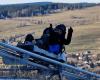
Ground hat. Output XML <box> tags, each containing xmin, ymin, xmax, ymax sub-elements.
<box><xmin>55</xmin><ymin>24</ymin><xmax>66</xmax><ymax>32</ymax></box>
<box><xmin>25</xmin><ymin>34</ymin><xmax>34</xmax><ymax>42</ymax></box>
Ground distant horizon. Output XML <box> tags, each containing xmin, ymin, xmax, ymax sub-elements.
<box><xmin>0</xmin><ymin>1</ymin><xmax>99</xmax><ymax>5</ymax></box>
<box><xmin>0</xmin><ymin>0</ymin><xmax>100</xmax><ymax>5</ymax></box>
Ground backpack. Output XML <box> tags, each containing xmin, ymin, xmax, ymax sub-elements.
<box><xmin>55</xmin><ymin>24</ymin><xmax>66</xmax><ymax>34</ymax></box>
<box><xmin>48</xmin><ymin>44</ymin><xmax>61</xmax><ymax>55</ymax></box>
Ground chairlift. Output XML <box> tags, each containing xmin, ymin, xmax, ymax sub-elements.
<box><xmin>0</xmin><ymin>42</ymin><xmax>100</xmax><ymax>80</ymax></box>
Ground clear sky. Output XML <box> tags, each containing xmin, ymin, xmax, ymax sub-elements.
<box><xmin>0</xmin><ymin>0</ymin><xmax>100</xmax><ymax>5</ymax></box>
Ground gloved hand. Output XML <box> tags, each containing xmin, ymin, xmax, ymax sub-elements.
<box><xmin>68</xmin><ymin>27</ymin><xmax>73</xmax><ymax>33</ymax></box>
<box><xmin>50</xmin><ymin>23</ymin><xmax>53</xmax><ymax>28</ymax></box>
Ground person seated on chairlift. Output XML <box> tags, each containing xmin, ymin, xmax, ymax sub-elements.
<box><xmin>41</xmin><ymin>24</ymin><xmax>73</xmax><ymax>53</ymax></box>
<box><xmin>47</xmin><ymin>24</ymin><xmax>73</xmax><ymax>62</ymax></box>
<box><xmin>35</xmin><ymin>24</ymin><xmax>53</xmax><ymax>49</ymax></box>
<box><xmin>17</xmin><ymin>34</ymin><xmax>35</xmax><ymax>52</ymax></box>
<box><xmin>44</xmin><ymin>24</ymin><xmax>73</xmax><ymax>53</ymax></box>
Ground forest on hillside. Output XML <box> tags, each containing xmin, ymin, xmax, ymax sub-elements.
<box><xmin>0</xmin><ymin>2</ymin><xmax>99</xmax><ymax>18</ymax></box>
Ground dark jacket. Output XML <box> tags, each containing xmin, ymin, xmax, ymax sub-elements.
<box><xmin>49</xmin><ymin>27</ymin><xmax>73</xmax><ymax>45</ymax></box>
<box><xmin>48</xmin><ymin>26</ymin><xmax>73</xmax><ymax>53</ymax></box>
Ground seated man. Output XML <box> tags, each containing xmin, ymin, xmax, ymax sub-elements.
<box><xmin>49</xmin><ymin>24</ymin><xmax>73</xmax><ymax>49</ymax></box>
<box><xmin>35</xmin><ymin>24</ymin><xmax>53</xmax><ymax>50</ymax></box>
<box><xmin>17</xmin><ymin>34</ymin><xmax>35</xmax><ymax>52</ymax></box>
<box><xmin>48</xmin><ymin>24</ymin><xmax>73</xmax><ymax>62</ymax></box>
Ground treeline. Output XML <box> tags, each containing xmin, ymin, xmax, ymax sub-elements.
<box><xmin>0</xmin><ymin>2</ymin><xmax>98</xmax><ymax>19</ymax></box>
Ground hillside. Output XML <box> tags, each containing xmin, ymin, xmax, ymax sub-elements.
<box><xmin>0</xmin><ymin>5</ymin><xmax>100</xmax><ymax>78</ymax></box>
<box><xmin>0</xmin><ymin>2</ymin><xmax>97</xmax><ymax>18</ymax></box>
<box><xmin>0</xmin><ymin>6</ymin><xmax>100</xmax><ymax>53</ymax></box>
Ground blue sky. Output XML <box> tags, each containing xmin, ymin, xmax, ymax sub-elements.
<box><xmin>0</xmin><ymin>0</ymin><xmax>100</xmax><ymax>5</ymax></box>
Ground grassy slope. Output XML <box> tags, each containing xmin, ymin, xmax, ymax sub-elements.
<box><xmin>0</xmin><ymin>6</ymin><xmax>100</xmax><ymax>53</ymax></box>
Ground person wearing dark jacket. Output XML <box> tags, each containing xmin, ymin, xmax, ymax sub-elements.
<box><xmin>53</xmin><ymin>24</ymin><xmax>73</xmax><ymax>45</ymax></box>
<box><xmin>36</xmin><ymin>24</ymin><xmax>73</xmax><ymax>54</ymax></box>
<box><xmin>36</xmin><ymin>24</ymin><xmax>54</xmax><ymax>49</ymax></box>
<box><xmin>17</xmin><ymin>34</ymin><xmax>34</xmax><ymax>52</ymax></box>
<box><xmin>48</xmin><ymin>24</ymin><xmax>73</xmax><ymax>54</ymax></box>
